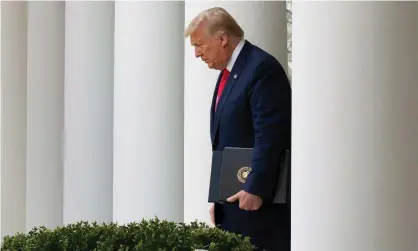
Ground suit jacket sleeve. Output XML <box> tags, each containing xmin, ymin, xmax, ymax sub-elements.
<box><xmin>243</xmin><ymin>58</ymin><xmax>291</xmax><ymax>201</ymax></box>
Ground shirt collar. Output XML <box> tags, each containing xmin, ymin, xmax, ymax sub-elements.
<box><xmin>226</xmin><ymin>39</ymin><xmax>245</xmax><ymax>72</ymax></box>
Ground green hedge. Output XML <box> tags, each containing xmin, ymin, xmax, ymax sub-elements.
<box><xmin>1</xmin><ymin>218</ymin><xmax>254</xmax><ymax>251</ymax></box>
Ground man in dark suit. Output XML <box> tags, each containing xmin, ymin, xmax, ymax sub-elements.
<box><xmin>185</xmin><ymin>7</ymin><xmax>291</xmax><ymax>251</ymax></box>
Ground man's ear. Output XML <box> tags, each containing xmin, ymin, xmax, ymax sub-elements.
<box><xmin>218</xmin><ymin>31</ymin><xmax>228</xmax><ymax>47</ymax></box>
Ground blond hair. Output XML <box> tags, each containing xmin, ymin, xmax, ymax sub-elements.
<box><xmin>184</xmin><ymin>7</ymin><xmax>244</xmax><ymax>40</ymax></box>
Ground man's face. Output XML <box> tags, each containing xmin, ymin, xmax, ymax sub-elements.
<box><xmin>190</xmin><ymin>24</ymin><xmax>227</xmax><ymax>70</ymax></box>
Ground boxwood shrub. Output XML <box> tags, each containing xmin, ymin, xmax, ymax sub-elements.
<box><xmin>1</xmin><ymin>218</ymin><xmax>254</xmax><ymax>251</ymax></box>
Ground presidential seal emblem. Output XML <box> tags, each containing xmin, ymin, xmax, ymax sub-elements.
<box><xmin>237</xmin><ymin>166</ymin><xmax>252</xmax><ymax>183</ymax></box>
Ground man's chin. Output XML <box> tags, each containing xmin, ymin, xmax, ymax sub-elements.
<box><xmin>206</xmin><ymin>63</ymin><xmax>219</xmax><ymax>70</ymax></box>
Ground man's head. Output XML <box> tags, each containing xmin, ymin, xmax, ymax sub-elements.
<box><xmin>184</xmin><ymin>7</ymin><xmax>244</xmax><ymax>70</ymax></box>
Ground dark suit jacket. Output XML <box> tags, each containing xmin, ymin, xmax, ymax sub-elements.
<box><xmin>210</xmin><ymin>40</ymin><xmax>291</xmax><ymax>234</ymax></box>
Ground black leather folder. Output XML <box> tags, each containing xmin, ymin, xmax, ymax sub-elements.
<box><xmin>218</xmin><ymin>147</ymin><xmax>253</xmax><ymax>202</ymax></box>
<box><xmin>208</xmin><ymin>147</ymin><xmax>290</xmax><ymax>204</ymax></box>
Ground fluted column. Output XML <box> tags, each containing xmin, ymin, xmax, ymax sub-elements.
<box><xmin>113</xmin><ymin>1</ymin><xmax>184</xmax><ymax>223</ymax></box>
<box><xmin>63</xmin><ymin>1</ymin><xmax>114</xmax><ymax>224</ymax></box>
<box><xmin>292</xmin><ymin>2</ymin><xmax>418</xmax><ymax>251</ymax></box>
<box><xmin>184</xmin><ymin>1</ymin><xmax>288</xmax><ymax>224</ymax></box>
<box><xmin>26</xmin><ymin>1</ymin><xmax>65</xmax><ymax>231</ymax></box>
<box><xmin>1</xmin><ymin>1</ymin><xmax>27</xmax><ymax>238</ymax></box>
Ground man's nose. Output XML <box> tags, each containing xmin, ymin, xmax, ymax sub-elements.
<box><xmin>195</xmin><ymin>48</ymin><xmax>201</xmax><ymax>58</ymax></box>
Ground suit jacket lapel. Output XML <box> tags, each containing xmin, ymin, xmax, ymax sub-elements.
<box><xmin>211</xmin><ymin>41</ymin><xmax>251</xmax><ymax>144</ymax></box>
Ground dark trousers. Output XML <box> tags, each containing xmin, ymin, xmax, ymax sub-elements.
<box><xmin>216</xmin><ymin>203</ymin><xmax>290</xmax><ymax>251</ymax></box>
<box><xmin>247</xmin><ymin>229</ymin><xmax>290</xmax><ymax>251</ymax></box>
<box><xmin>218</xmin><ymin>225</ymin><xmax>290</xmax><ymax>251</ymax></box>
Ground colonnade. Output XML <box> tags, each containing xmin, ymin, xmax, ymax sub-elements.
<box><xmin>1</xmin><ymin>0</ymin><xmax>287</xmax><ymax>237</ymax></box>
<box><xmin>2</xmin><ymin>1</ymin><xmax>418</xmax><ymax>251</ymax></box>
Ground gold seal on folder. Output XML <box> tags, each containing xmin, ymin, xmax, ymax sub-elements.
<box><xmin>237</xmin><ymin>166</ymin><xmax>252</xmax><ymax>183</ymax></box>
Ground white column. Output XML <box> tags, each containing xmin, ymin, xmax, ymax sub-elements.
<box><xmin>26</xmin><ymin>1</ymin><xmax>65</xmax><ymax>231</ymax></box>
<box><xmin>113</xmin><ymin>1</ymin><xmax>184</xmax><ymax>223</ymax></box>
<box><xmin>0</xmin><ymin>0</ymin><xmax>2</xmax><ymax>238</ymax></box>
<box><xmin>1</xmin><ymin>1</ymin><xmax>27</xmax><ymax>237</ymax></box>
<box><xmin>184</xmin><ymin>1</ymin><xmax>288</xmax><ymax>224</ymax></box>
<box><xmin>292</xmin><ymin>2</ymin><xmax>418</xmax><ymax>251</ymax></box>
<box><xmin>63</xmin><ymin>1</ymin><xmax>114</xmax><ymax>224</ymax></box>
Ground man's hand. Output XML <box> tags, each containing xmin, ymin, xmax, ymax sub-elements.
<box><xmin>227</xmin><ymin>190</ymin><xmax>262</xmax><ymax>211</ymax></box>
<box><xmin>209</xmin><ymin>203</ymin><xmax>215</xmax><ymax>225</ymax></box>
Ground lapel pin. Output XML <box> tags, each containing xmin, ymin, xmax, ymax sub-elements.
<box><xmin>234</xmin><ymin>74</ymin><xmax>238</xmax><ymax>79</ymax></box>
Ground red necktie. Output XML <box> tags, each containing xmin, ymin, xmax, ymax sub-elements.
<box><xmin>215</xmin><ymin>69</ymin><xmax>230</xmax><ymax>109</ymax></box>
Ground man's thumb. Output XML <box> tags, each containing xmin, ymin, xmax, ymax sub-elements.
<box><xmin>227</xmin><ymin>193</ymin><xmax>239</xmax><ymax>203</ymax></box>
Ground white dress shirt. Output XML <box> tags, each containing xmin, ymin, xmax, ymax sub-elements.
<box><xmin>226</xmin><ymin>39</ymin><xmax>245</xmax><ymax>72</ymax></box>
